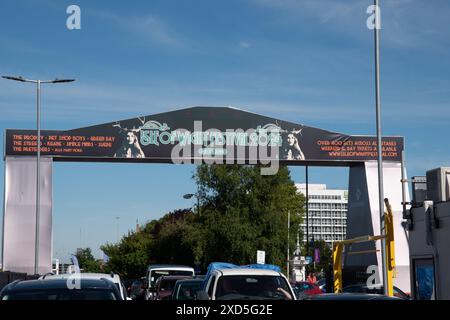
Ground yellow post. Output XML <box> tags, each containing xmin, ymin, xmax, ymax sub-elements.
<box><xmin>384</xmin><ymin>198</ymin><xmax>395</xmax><ymax>297</ymax></box>
<box><xmin>332</xmin><ymin>242</ymin><xmax>344</xmax><ymax>293</ymax></box>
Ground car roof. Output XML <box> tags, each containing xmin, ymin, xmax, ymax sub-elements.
<box><xmin>344</xmin><ymin>283</ymin><xmax>400</xmax><ymax>289</ymax></box>
<box><xmin>307</xmin><ymin>293</ymin><xmax>401</xmax><ymax>300</ymax></box>
<box><xmin>216</xmin><ymin>268</ymin><xmax>282</xmax><ymax>276</ymax></box>
<box><xmin>176</xmin><ymin>279</ymin><xmax>203</xmax><ymax>284</ymax></box>
<box><xmin>157</xmin><ymin>275</ymin><xmax>193</xmax><ymax>282</ymax></box>
<box><xmin>147</xmin><ymin>264</ymin><xmax>194</xmax><ymax>271</ymax></box>
<box><xmin>2</xmin><ymin>278</ymin><xmax>117</xmax><ymax>293</ymax></box>
<box><xmin>44</xmin><ymin>273</ymin><xmax>121</xmax><ymax>284</ymax></box>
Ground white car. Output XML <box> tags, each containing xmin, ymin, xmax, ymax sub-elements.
<box><xmin>41</xmin><ymin>273</ymin><xmax>130</xmax><ymax>300</ymax></box>
<box><xmin>145</xmin><ymin>264</ymin><xmax>195</xmax><ymax>300</ymax></box>
<box><xmin>198</xmin><ymin>267</ymin><xmax>296</xmax><ymax>300</ymax></box>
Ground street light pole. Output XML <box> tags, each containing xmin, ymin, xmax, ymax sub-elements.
<box><xmin>115</xmin><ymin>217</ymin><xmax>120</xmax><ymax>242</ymax></box>
<box><xmin>36</xmin><ymin>80</ymin><xmax>41</xmax><ymax>276</ymax></box>
<box><xmin>2</xmin><ymin>75</ymin><xmax>75</xmax><ymax>275</ymax></box>
<box><xmin>287</xmin><ymin>210</ymin><xmax>290</xmax><ymax>281</ymax></box>
<box><xmin>305</xmin><ymin>166</ymin><xmax>309</xmax><ymax>253</ymax></box>
<box><xmin>372</xmin><ymin>0</ymin><xmax>389</xmax><ymax>296</ymax></box>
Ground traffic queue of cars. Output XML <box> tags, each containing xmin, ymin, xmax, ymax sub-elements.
<box><xmin>0</xmin><ymin>263</ymin><xmax>295</xmax><ymax>301</ymax></box>
<box><xmin>141</xmin><ymin>263</ymin><xmax>296</xmax><ymax>300</ymax></box>
<box><xmin>0</xmin><ymin>263</ymin><xmax>407</xmax><ymax>300</ymax></box>
<box><xmin>0</xmin><ymin>277</ymin><xmax>122</xmax><ymax>300</ymax></box>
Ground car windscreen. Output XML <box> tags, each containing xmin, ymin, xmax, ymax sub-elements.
<box><xmin>175</xmin><ymin>282</ymin><xmax>202</xmax><ymax>300</ymax></box>
<box><xmin>159</xmin><ymin>279</ymin><xmax>179</xmax><ymax>292</ymax></box>
<box><xmin>216</xmin><ymin>275</ymin><xmax>293</xmax><ymax>300</ymax></box>
<box><xmin>150</xmin><ymin>270</ymin><xmax>193</xmax><ymax>286</ymax></box>
<box><xmin>2</xmin><ymin>289</ymin><xmax>118</xmax><ymax>300</ymax></box>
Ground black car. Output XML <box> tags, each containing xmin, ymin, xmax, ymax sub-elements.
<box><xmin>343</xmin><ymin>284</ymin><xmax>411</xmax><ymax>300</ymax></box>
<box><xmin>0</xmin><ymin>278</ymin><xmax>122</xmax><ymax>300</ymax></box>
<box><xmin>171</xmin><ymin>279</ymin><xmax>203</xmax><ymax>300</ymax></box>
<box><xmin>304</xmin><ymin>293</ymin><xmax>401</xmax><ymax>300</ymax></box>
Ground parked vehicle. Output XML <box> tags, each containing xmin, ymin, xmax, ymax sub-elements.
<box><xmin>291</xmin><ymin>281</ymin><xmax>323</xmax><ymax>299</ymax></box>
<box><xmin>145</xmin><ymin>264</ymin><xmax>195</xmax><ymax>300</ymax></box>
<box><xmin>171</xmin><ymin>279</ymin><xmax>203</xmax><ymax>300</ymax></box>
<box><xmin>316</xmin><ymin>278</ymin><xmax>327</xmax><ymax>292</ymax></box>
<box><xmin>123</xmin><ymin>278</ymin><xmax>135</xmax><ymax>297</ymax></box>
<box><xmin>197</xmin><ymin>263</ymin><xmax>296</xmax><ymax>300</ymax></box>
<box><xmin>342</xmin><ymin>284</ymin><xmax>411</xmax><ymax>300</ymax></box>
<box><xmin>153</xmin><ymin>275</ymin><xmax>193</xmax><ymax>300</ymax></box>
<box><xmin>129</xmin><ymin>278</ymin><xmax>146</xmax><ymax>300</ymax></box>
<box><xmin>0</xmin><ymin>278</ymin><xmax>122</xmax><ymax>300</ymax></box>
<box><xmin>42</xmin><ymin>272</ymin><xmax>129</xmax><ymax>300</ymax></box>
<box><xmin>304</xmin><ymin>293</ymin><xmax>401</xmax><ymax>300</ymax></box>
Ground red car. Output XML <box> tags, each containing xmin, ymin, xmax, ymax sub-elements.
<box><xmin>291</xmin><ymin>281</ymin><xmax>323</xmax><ymax>299</ymax></box>
<box><xmin>153</xmin><ymin>275</ymin><xmax>193</xmax><ymax>300</ymax></box>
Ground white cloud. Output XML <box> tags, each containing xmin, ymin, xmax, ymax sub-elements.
<box><xmin>91</xmin><ymin>11</ymin><xmax>184</xmax><ymax>48</ymax></box>
<box><xmin>240</xmin><ymin>41</ymin><xmax>252</xmax><ymax>48</ymax></box>
<box><xmin>250</xmin><ymin>0</ymin><xmax>450</xmax><ymax>49</ymax></box>
<box><xmin>0</xmin><ymin>36</ymin><xmax>52</xmax><ymax>55</ymax></box>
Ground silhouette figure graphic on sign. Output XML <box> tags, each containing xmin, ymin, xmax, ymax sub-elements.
<box><xmin>112</xmin><ymin>117</ymin><xmax>146</xmax><ymax>158</ymax></box>
<box><xmin>283</xmin><ymin>128</ymin><xmax>305</xmax><ymax>160</ymax></box>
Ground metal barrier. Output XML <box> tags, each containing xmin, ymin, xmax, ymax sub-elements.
<box><xmin>333</xmin><ymin>198</ymin><xmax>396</xmax><ymax>296</ymax></box>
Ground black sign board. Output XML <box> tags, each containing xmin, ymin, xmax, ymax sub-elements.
<box><xmin>4</xmin><ymin>106</ymin><xmax>404</xmax><ymax>165</ymax></box>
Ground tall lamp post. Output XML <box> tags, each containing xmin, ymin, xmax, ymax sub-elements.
<box><xmin>371</xmin><ymin>0</ymin><xmax>389</xmax><ymax>296</ymax></box>
<box><xmin>2</xmin><ymin>75</ymin><xmax>75</xmax><ymax>275</ymax></box>
<box><xmin>115</xmin><ymin>217</ymin><xmax>121</xmax><ymax>242</ymax></box>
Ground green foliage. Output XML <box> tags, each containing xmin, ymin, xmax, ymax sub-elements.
<box><xmin>101</xmin><ymin>209</ymin><xmax>195</xmax><ymax>279</ymax></box>
<box><xmin>194</xmin><ymin>165</ymin><xmax>304</xmax><ymax>272</ymax></box>
<box><xmin>101</xmin><ymin>164</ymin><xmax>305</xmax><ymax>277</ymax></box>
<box><xmin>302</xmin><ymin>239</ymin><xmax>333</xmax><ymax>274</ymax></box>
<box><xmin>75</xmin><ymin>247</ymin><xmax>102</xmax><ymax>273</ymax></box>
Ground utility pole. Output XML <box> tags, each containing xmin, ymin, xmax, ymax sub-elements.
<box><xmin>2</xmin><ymin>75</ymin><xmax>75</xmax><ymax>275</ymax></box>
<box><xmin>373</xmin><ymin>0</ymin><xmax>389</xmax><ymax>296</ymax></box>
<box><xmin>287</xmin><ymin>210</ymin><xmax>291</xmax><ymax>281</ymax></box>
<box><xmin>306</xmin><ymin>166</ymin><xmax>309</xmax><ymax>253</ymax></box>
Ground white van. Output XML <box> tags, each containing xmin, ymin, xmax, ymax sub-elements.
<box><xmin>145</xmin><ymin>264</ymin><xmax>195</xmax><ymax>300</ymax></box>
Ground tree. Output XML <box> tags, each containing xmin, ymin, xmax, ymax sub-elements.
<box><xmin>193</xmin><ymin>164</ymin><xmax>305</xmax><ymax>272</ymax></box>
<box><xmin>303</xmin><ymin>239</ymin><xmax>333</xmax><ymax>276</ymax></box>
<box><xmin>101</xmin><ymin>223</ymin><xmax>154</xmax><ymax>279</ymax></box>
<box><xmin>100</xmin><ymin>164</ymin><xmax>305</xmax><ymax>277</ymax></box>
<box><xmin>101</xmin><ymin>209</ymin><xmax>196</xmax><ymax>278</ymax></box>
<box><xmin>74</xmin><ymin>247</ymin><xmax>102</xmax><ymax>273</ymax></box>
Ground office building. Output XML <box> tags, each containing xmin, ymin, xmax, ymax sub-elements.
<box><xmin>296</xmin><ymin>184</ymin><xmax>348</xmax><ymax>247</ymax></box>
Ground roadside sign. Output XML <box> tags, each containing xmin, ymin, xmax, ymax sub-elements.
<box><xmin>257</xmin><ymin>250</ymin><xmax>266</xmax><ymax>264</ymax></box>
<box><xmin>292</xmin><ymin>260</ymin><xmax>302</xmax><ymax>266</ymax></box>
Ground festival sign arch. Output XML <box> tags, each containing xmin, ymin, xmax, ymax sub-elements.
<box><xmin>2</xmin><ymin>106</ymin><xmax>410</xmax><ymax>291</ymax></box>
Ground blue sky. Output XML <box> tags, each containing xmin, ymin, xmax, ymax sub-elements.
<box><xmin>1</xmin><ymin>0</ymin><xmax>450</xmax><ymax>261</ymax></box>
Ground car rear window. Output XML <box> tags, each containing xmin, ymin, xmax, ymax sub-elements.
<box><xmin>216</xmin><ymin>275</ymin><xmax>292</xmax><ymax>300</ymax></box>
<box><xmin>2</xmin><ymin>289</ymin><xmax>117</xmax><ymax>300</ymax></box>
